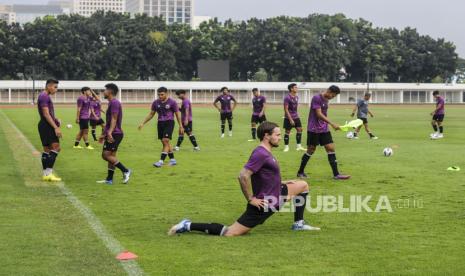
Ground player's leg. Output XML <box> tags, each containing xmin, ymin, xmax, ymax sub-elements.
<box><xmin>91</xmin><ymin>124</ymin><xmax>97</xmax><ymax>141</ymax></box>
<box><xmin>99</xmin><ymin>150</ymin><xmax>115</xmax><ymax>184</ymax></box>
<box><xmin>168</xmin><ymin>218</ymin><xmax>234</xmax><ymax>236</ymax></box>
<box><xmin>285</xmin><ymin>180</ymin><xmax>320</xmax><ymax>230</ymax></box>
<box><xmin>82</xmin><ymin>125</ymin><xmax>92</xmax><ymax>149</ymax></box>
<box><xmin>175</xmin><ymin>127</ymin><xmax>184</xmax><ymax>150</ymax></box>
<box><xmin>251</xmin><ymin>121</ymin><xmax>257</xmax><ymax>140</ymax></box>
<box><xmin>283</xmin><ymin>119</ymin><xmax>291</xmax><ymax>152</ymax></box>
<box><xmin>297</xmin><ymin>132</ymin><xmax>318</xmax><ymax>178</ymax></box>
<box><xmin>220</xmin><ymin>113</ymin><xmax>226</xmax><ymax>137</ymax></box>
<box><xmin>354</xmin><ymin>125</ymin><xmax>362</xmax><ymax>138</ymax></box>
<box><xmin>101</xmin><ymin>137</ymin><xmax>130</xmax><ymax>183</ymax></box>
<box><xmin>323</xmin><ymin>139</ymin><xmax>350</xmax><ymax>180</ymax></box>
<box><xmin>167</xmin><ymin>138</ymin><xmax>177</xmax><ymax>165</ymax></box>
<box><xmin>431</xmin><ymin>118</ymin><xmax>439</xmax><ymax>136</ymax></box>
<box><xmin>74</xmin><ymin>129</ymin><xmax>83</xmax><ymax>148</ymax></box>
<box><xmin>186</xmin><ymin>123</ymin><xmax>199</xmax><ymax>150</ymax></box>
<box><xmin>46</xmin><ymin>142</ymin><xmax>62</xmax><ymax>181</ymax></box>
<box><xmin>227</xmin><ymin>113</ymin><xmax>233</xmax><ymax>136</ymax></box>
<box><xmin>438</xmin><ymin>116</ymin><xmax>444</xmax><ymax>137</ymax></box>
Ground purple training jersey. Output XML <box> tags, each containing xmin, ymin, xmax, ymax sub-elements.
<box><xmin>90</xmin><ymin>99</ymin><xmax>102</xmax><ymax>120</ymax></box>
<box><xmin>151</xmin><ymin>98</ymin><xmax>179</xmax><ymax>122</ymax></box>
<box><xmin>435</xmin><ymin>96</ymin><xmax>445</xmax><ymax>115</ymax></box>
<box><xmin>244</xmin><ymin>146</ymin><xmax>283</xmax><ymax>209</ymax></box>
<box><xmin>284</xmin><ymin>94</ymin><xmax>299</xmax><ymax>119</ymax></box>
<box><xmin>180</xmin><ymin>98</ymin><xmax>193</xmax><ymax>123</ymax></box>
<box><xmin>215</xmin><ymin>94</ymin><xmax>236</xmax><ymax>113</ymax></box>
<box><xmin>308</xmin><ymin>94</ymin><xmax>329</xmax><ymax>133</ymax></box>
<box><xmin>105</xmin><ymin>98</ymin><xmax>123</xmax><ymax>135</ymax></box>
<box><xmin>252</xmin><ymin>95</ymin><xmax>266</xmax><ymax>115</ymax></box>
<box><xmin>77</xmin><ymin>95</ymin><xmax>91</xmax><ymax>120</ymax></box>
<box><xmin>37</xmin><ymin>91</ymin><xmax>58</xmax><ymax>125</ymax></box>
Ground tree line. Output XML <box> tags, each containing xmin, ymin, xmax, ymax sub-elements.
<box><xmin>0</xmin><ymin>11</ymin><xmax>458</xmax><ymax>82</ymax></box>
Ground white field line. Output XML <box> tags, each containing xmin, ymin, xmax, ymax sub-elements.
<box><xmin>0</xmin><ymin>111</ymin><xmax>144</xmax><ymax>276</ymax></box>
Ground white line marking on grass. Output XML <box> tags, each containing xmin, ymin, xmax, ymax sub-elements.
<box><xmin>1</xmin><ymin>112</ymin><xmax>144</xmax><ymax>276</ymax></box>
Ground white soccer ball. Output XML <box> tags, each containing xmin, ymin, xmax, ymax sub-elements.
<box><xmin>66</xmin><ymin>124</ymin><xmax>73</xmax><ymax>129</ymax></box>
<box><xmin>383</xmin><ymin>147</ymin><xmax>393</xmax><ymax>157</ymax></box>
<box><xmin>346</xmin><ymin>132</ymin><xmax>354</xmax><ymax>139</ymax></box>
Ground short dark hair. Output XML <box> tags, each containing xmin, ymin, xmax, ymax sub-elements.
<box><xmin>257</xmin><ymin>121</ymin><xmax>279</xmax><ymax>141</ymax></box>
<box><xmin>176</xmin><ymin>90</ymin><xmax>186</xmax><ymax>96</ymax></box>
<box><xmin>81</xmin><ymin>86</ymin><xmax>91</xmax><ymax>93</ymax></box>
<box><xmin>288</xmin><ymin>83</ymin><xmax>297</xmax><ymax>91</ymax></box>
<box><xmin>46</xmin><ymin>79</ymin><xmax>59</xmax><ymax>87</ymax></box>
<box><xmin>105</xmin><ymin>83</ymin><xmax>119</xmax><ymax>96</ymax></box>
<box><xmin>328</xmin><ymin>85</ymin><xmax>341</xmax><ymax>94</ymax></box>
<box><xmin>157</xmin><ymin>87</ymin><xmax>168</xmax><ymax>93</ymax></box>
<box><xmin>433</xmin><ymin>90</ymin><xmax>440</xmax><ymax>96</ymax></box>
<box><xmin>221</xmin><ymin>87</ymin><xmax>229</xmax><ymax>92</ymax></box>
<box><xmin>252</xmin><ymin>88</ymin><xmax>259</xmax><ymax>93</ymax></box>
<box><xmin>364</xmin><ymin>92</ymin><xmax>371</xmax><ymax>97</ymax></box>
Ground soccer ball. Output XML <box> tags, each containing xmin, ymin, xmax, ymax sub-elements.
<box><xmin>66</xmin><ymin>124</ymin><xmax>73</xmax><ymax>129</ymax></box>
<box><xmin>383</xmin><ymin>147</ymin><xmax>393</xmax><ymax>157</ymax></box>
<box><xmin>346</xmin><ymin>132</ymin><xmax>354</xmax><ymax>139</ymax></box>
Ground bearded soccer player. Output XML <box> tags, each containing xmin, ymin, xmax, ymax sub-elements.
<box><xmin>74</xmin><ymin>87</ymin><xmax>94</xmax><ymax>149</ymax></box>
<box><xmin>97</xmin><ymin>83</ymin><xmax>131</xmax><ymax>185</ymax></box>
<box><xmin>249</xmin><ymin>88</ymin><xmax>267</xmax><ymax>141</ymax></box>
<box><xmin>430</xmin><ymin>90</ymin><xmax>445</xmax><ymax>140</ymax></box>
<box><xmin>168</xmin><ymin>122</ymin><xmax>320</xmax><ymax>237</ymax></box>
<box><xmin>297</xmin><ymin>85</ymin><xmax>351</xmax><ymax>180</ymax></box>
<box><xmin>213</xmin><ymin>87</ymin><xmax>237</xmax><ymax>138</ymax></box>
<box><xmin>139</xmin><ymin>87</ymin><xmax>184</xmax><ymax>167</ymax></box>
<box><xmin>283</xmin><ymin>83</ymin><xmax>305</xmax><ymax>152</ymax></box>
<box><xmin>37</xmin><ymin>79</ymin><xmax>62</xmax><ymax>182</ymax></box>
<box><xmin>90</xmin><ymin>90</ymin><xmax>105</xmax><ymax>141</ymax></box>
<box><xmin>174</xmin><ymin>90</ymin><xmax>200</xmax><ymax>151</ymax></box>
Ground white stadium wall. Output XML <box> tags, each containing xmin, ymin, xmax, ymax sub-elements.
<box><xmin>0</xmin><ymin>81</ymin><xmax>464</xmax><ymax>104</ymax></box>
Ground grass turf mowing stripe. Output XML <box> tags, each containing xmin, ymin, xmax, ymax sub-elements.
<box><xmin>0</xmin><ymin>111</ymin><xmax>144</xmax><ymax>276</ymax></box>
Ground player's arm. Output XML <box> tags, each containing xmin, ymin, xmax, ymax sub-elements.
<box><xmin>368</xmin><ymin>109</ymin><xmax>374</xmax><ymax>117</ymax></box>
<box><xmin>42</xmin><ymin>106</ymin><xmax>62</xmax><ymax>138</ymax></box>
<box><xmin>350</xmin><ymin>104</ymin><xmax>357</xmax><ymax>117</ymax></box>
<box><xmin>138</xmin><ymin>111</ymin><xmax>156</xmax><ymax>130</ymax></box>
<box><xmin>183</xmin><ymin>105</ymin><xmax>189</xmax><ymax>126</ymax></box>
<box><xmin>431</xmin><ymin>102</ymin><xmax>443</xmax><ymax>116</ymax></box>
<box><xmin>213</xmin><ymin>98</ymin><xmax>221</xmax><ymax>112</ymax></box>
<box><xmin>107</xmin><ymin>112</ymin><xmax>118</xmax><ymax>142</ymax></box>
<box><xmin>90</xmin><ymin>106</ymin><xmax>97</xmax><ymax>119</ymax></box>
<box><xmin>316</xmin><ymin>108</ymin><xmax>340</xmax><ymax>130</ymax></box>
<box><xmin>91</xmin><ymin>90</ymin><xmax>100</xmax><ymax>101</ymax></box>
<box><xmin>284</xmin><ymin>104</ymin><xmax>295</xmax><ymax>125</ymax></box>
<box><xmin>231</xmin><ymin>97</ymin><xmax>237</xmax><ymax>111</ymax></box>
<box><xmin>238</xmin><ymin>168</ymin><xmax>267</xmax><ymax>209</ymax></box>
<box><xmin>76</xmin><ymin>104</ymin><xmax>81</xmax><ymax>123</ymax></box>
<box><xmin>175</xmin><ymin>111</ymin><xmax>184</xmax><ymax>135</ymax></box>
<box><xmin>260</xmin><ymin>102</ymin><xmax>266</xmax><ymax>117</ymax></box>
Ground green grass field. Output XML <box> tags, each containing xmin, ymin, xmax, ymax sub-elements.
<box><xmin>1</xmin><ymin>104</ymin><xmax>465</xmax><ymax>275</ymax></box>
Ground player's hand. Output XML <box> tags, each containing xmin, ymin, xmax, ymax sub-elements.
<box><xmin>350</xmin><ymin>113</ymin><xmax>355</xmax><ymax>118</ymax></box>
<box><xmin>290</xmin><ymin>119</ymin><xmax>295</xmax><ymax>126</ymax></box>
<box><xmin>331</xmin><ymin>123</ymin><xmax>341</xmax><ymax>131</ymax></box>
<box><xmin>98</xmin><ymin>135</ymin><xmax>105</xmax><ymax>144</ymax></box>
<box><xmin>107</xmin><ymin>134</ymin><xmax>114</xmax><ymax>143</ymax></box>
<box><xmin>75</xmin><ymin>118</ymin><xmax>80</xmax><ymax>124</ymax></box>
<box><xmin>259</xmin><ymin>112</ymin><xmax>264</xmax><ymax>117</ymax></box>
<box><xmin>249</xmin><ymin>197</ymin><xmax>268</xmax><ymax>210</ymax></box>
<box><xmin>138</xmin><ymin>123</ymin><xmax>144</xmax><ymax>130</ymax></box>
<box><xmin>54</xmin><ymin>127</ymin><xmax>62</xmax><ymax>138</ymax></box>
<box><xmin>179</xmin><ymin>126</ymin><xmax>185</xmax><ymax>135</ymax></box>
<box><xmin>370</xmin><ymin>113</ymin><xmax>374</xmax><ymax>118</ymax></box>
<box><xmin>430</xmin><ymin>112</ymin><xmax>434</xmax><ymax>116</ymax></box>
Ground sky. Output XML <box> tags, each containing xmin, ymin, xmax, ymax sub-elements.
<box><xmin>4</xmin><ymin>0</ymin><xmax>464</xmax><ymax>56</ymax></box>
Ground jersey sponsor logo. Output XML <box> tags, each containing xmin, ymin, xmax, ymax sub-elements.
<box><xmin>165</xmin><ymin>104</ymin><xmax>170</xmax><ymax>109</ymax></box>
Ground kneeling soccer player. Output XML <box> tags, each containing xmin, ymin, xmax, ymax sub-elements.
<box><xmin>168</xmin><ymin>122</ymin><xmax>320</xmax><ymax>237</ymax></box>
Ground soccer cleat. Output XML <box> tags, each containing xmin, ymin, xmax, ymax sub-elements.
<box><xmin>430</xmin><ymin>132</ymin><xmax>438</xmax><ymax>138</ymax></box>
<box><xmin>169</xmin><ymin>159</ymin><xmax>177</xmax><ymax>166</ymax></box>
<box><xmin>193</xmin><ymin>146</ymin><xmax>200</xmax><ymax>151</ymax></box>
<box><xmin>168</xmin><ymin>219</ymin><xmax>191</xmax><ymax>236</ymax></box>
<box><xmin>174</xmin><ymin>146</ymin><xmax>180</xmax><ymax>151</ymax></box>
<box><xmin>283</xmin><ymin>145</ymin><xmax>290</xmax><ymax>152</ymax></box>
<box><xmin>296</xmin><ymin>145</ymin><xmax>307</xmax><ymax>151</ymax></box>
<box><xmin>436</xmin><ymin>133</ymin><xmax>444</xmax><ymax>139</ymax></box>
<box><xmin>221</xmin><ymin>133</ymin><xmax>225</xmax><ymax>138</ymax></box>
<box><xmin>353</xmin><ymin>136</ymin><xmax>360</xmax><ymax>140</ymax></box>
<box><xmin>333</xmin><ymin>174</ymin><xmax>351</xmax><ymax>180</ymax></box>
<box><xmin>291</xmin><ymin>220</ymin><xmax>320</xmax><ymax>231</ymax></box>
<box><xmin>247</xmin><ymin>139</ymin><xmax>255</xmax><ymax>142</ymax></box>
<box><xmin>42</xmin><ymin>175</ymin><xmax>51</xmax><ymax>181</ymax></box>
<box><xmin>123</xmin><ymin>169</ymin><xmax>131</xmax><ymax>184</ymax></box>
<box><xmin>153</xmin><ymin>161</ymin><xmax>164</xmax><ymax>168</ymax></box>
<box><xmin>228</xmin><ymin>131</ymin><xmax>233</xmax><ymax>137</ymax></box>
<box><xmin>96</xmin><ymin>179</ymin><xmax>113</xmax><ymax>185</ymax></box>
<box><xmin>297</xmin><ymin>172</ymin><xmax>308</xmax><ymax>179</ymax></box>
<box><xmin>86</xmin><ymin>145</ymin><xmax>95</xmax><ymax>150</ymax></box>
<box><xmin>370</xmin><ymin>136</ymin><xmax>378</xmax><ymax>140</ymax></box>
<box><xmin>48</xmin><ymin>174</ymin><xmax>62</xmax><ymax>182</ymax></box>
<box><xmin>73</xmin><ymin>145</ymin><xmax>83</xmax><ymax>149</ymax></box>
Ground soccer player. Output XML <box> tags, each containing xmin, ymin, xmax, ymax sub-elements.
<box><xmin>249</xmin><ymin>88</ymin><xmax>267</xmax><ymax>141</ymax></box>
<box><xmin>297</xmin><ymin>85</ymin><xmax>351</xmax><ymax>180</ymax></box>
<box><xmin>73</xmin><ymin>87</ymin><xmax>94</xmax><ymax>149</ymax></box>
<box><xmin>97</xmin><ymin>83</ymin><xmax>131</xmax><ymax>185</ymax></box>
<box><xmin>174</xmin><ymin>90</ymin><xmax>200</xmax><ymax>151</ymax></box>
<box><xmin>138</xmin><ymin>87</ymin><xmax>184</xmax><ymax>167</ymax></box>
<box><xmin>283</xmin><ymin>83</ymin><xmax>305</xmax><ymax>152</ymax></box>
<box><xmin>350</xmin><ymin>93</ymin><xmax>378</xmax><ymax>140</ymax></box>
<box><xmin>213</xmin><ymin>87</ymin><xmax>237</xmax><ymax>138</ymax></box>
<box><xmin>168</xmin><ymin>122</ymin><xmax>320</xmax><ymax>237</ymax></box>
<box><xmin>90</xmin><ymin>90</ymin><xmax>105</xmax><ymax>142</ymax></box>
<box><xmin>37</xmin><ymin>79</ymin><xmax>62</xmax><ymax>182</ymax></box>
<box><xmin>430</xmin><ymin>91</ymin><xmax>445</xmax><ymax>139</ymax></box>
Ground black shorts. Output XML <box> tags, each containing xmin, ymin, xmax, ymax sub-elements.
<box><xmin>38</xmin><ymin>120</ymin><xmax>59</xmax><ymax>147</ymax></box>
<box><xmin>433</xmin><ymin>114</ymin><xmax>444</xmax><ymax>122</ymax></box>
<box><xmin>79</xmin><ymin>119</ymin><xmax>89</xmax><ymax>130</ymax></box>
<box><xmin>220</xmin><ymin>112</ymin><xmax>233</xmax><ymax>121</ymax></box>
<box><xmin>158</xmin><ymin>120</ymin><xmax>175</xmax><ymax>140</ymax></box>
<box><xmin>236</xmin><ymin>184</ymin><xmax>289</xmax><ymax>228</ymax></box>
<box><xmin>307</xmin><ymin>131</ymin><xmax>334</xmax><ymax>147</ymax></box>
<box><xmin>90</xmin><ymin>118</ymin><xmax>104</xmax><ymax>127</ymax></box>
<box><xmin>358</xmin><ymin>117</ymin><xmax>368</xmax><ymax>124</ymax></box>
<box><xmin>183</xmin><ymin>121</ymin><xmax>193</xmax><ymax>134</ymax></box>
<box><xmin>283</xmin><ymin>118</ymin><xmax>302</xmax><ymax>130</ymax></box>
<box><xmin>103</xmin><ymin>133</ymin><xmax>123</xmax><ymax>152</ymax></box>
<box><xmin>251</xmin><ymin>114</ymin><xmax>267</xmax><ymax>124</ymax></box>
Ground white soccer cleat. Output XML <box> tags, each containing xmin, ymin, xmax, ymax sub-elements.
<box><xmin>430</xmin><ymin>132</ymin><xmax>438</xmax><ymax>138</ymax></box>
<box><xmin>122</xmin><ymin>169</ymin><xmax>131</xmax><ymax>184</ymax></box>
<box><xmin>168</xmin><ymin>219</ymin><xmax>191</xmax><ymax>236</ymax></box>
<box><xmin>432</xmin><ymin>133</ymin><xmax>444</xmax><ymax>139</ymax></box>
<box><xmin>296</xmin><ymin>145</ymin><xmax>307</xmax><ymax>151</ymax></box>
<box><xmin>174</xmin><ymin>146</ymin><xmax>180</xmax><ymax>151</ymax></box>
<box><xmin>221</xmin><ymin>133</ymin><xmax>225</xmax><ymax>138</ymax></box>
<box><xmin>283</xmin><ymin>145</ymin><xmax>290</xmax><ymax>152</ymax></box>
<box><xmin>228</xmin><ymin>131</ymin><xmax>233</xmax><ymax>137</ymax></box>
<box><xmin>370</xmin><ymin>136</ymin><xmax>378</xmax><ymax>140</ymax></box>
<box><xmin>291</xmin><ymin>220</ymin><xmax>321</xmax><ymax>231</ymax></box>
<box><xmin>194</xmin><ymin>146</ymin><xmax>200</xmax><ymax>151</ymax></box>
